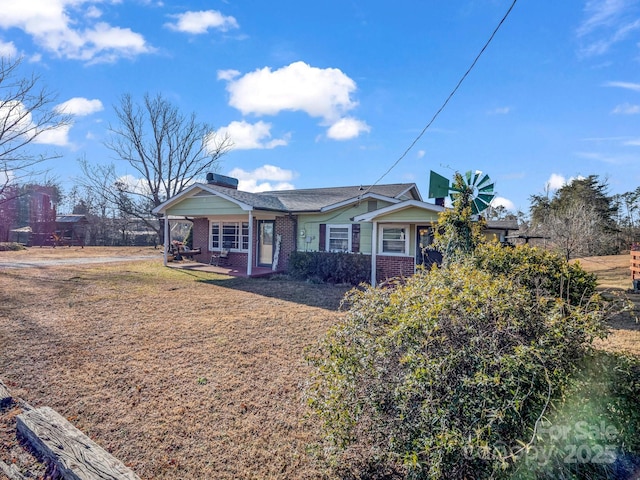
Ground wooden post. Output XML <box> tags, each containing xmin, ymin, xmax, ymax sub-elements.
<box><xmin>0</xmin><ymin>379</ymin><xmax>11</xmax><ymax>408</ymax></box>
<box><xmin>16</xmin><ymin>407</ymin><xmax>139</xmax><ymax>480</ymax></box>
<box><xmin>631</xmin><ymin>251</ymin><xmax>640</xmax><ymax>285</ymax></box>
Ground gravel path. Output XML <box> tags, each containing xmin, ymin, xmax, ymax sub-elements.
<box><xmin>0</xmin><ymin>255</ymin><xmax>159</xmax><ymax>269</ymax></box>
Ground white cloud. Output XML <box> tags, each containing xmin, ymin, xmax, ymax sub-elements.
<box><xmin>33</xmin><ymin>123</ymin><xmax>71</xmax><ymax>146</ymax></box>
<box><xmin>326</xmin><ymin>117</ymin><xmax>370</xmax><ymax>140</ymax></box>
<box><xmin>55</xmin><ymin>97</ymin><xmax>103</xmax><ymax>116</ymax></box>
<box><xmin>488</xmin><ymin>106</ymin><xmax>511</xmax><ymax>115</ymax></box>
<box><xmin>217</xmin><ymin>120</ymin><xmax>289</xmax><ymax>150</ymax></box>
<box><xmin>165</xmin><ymin>10</ymin><xmax>238</xmax><ymax>34</ymax></box>
<box><xmin>604</xmin><ymin>80</ymin><xmax>640</xmax><ymax>91</ymax></box>
<box><xmin>545</xmin><ymin>173</ymin><xmax>588</xmax><ymax>192</ymax></box>
<box><xmin>0</xmin><ymin>0</ymin><xmax>153</xmax><ymax>63</ymax></box>
<box><xmin>223</xmin><ymin>61</ymin><xmax>358</xmax><ymax>120</ymax></box>
<box><xmin>612</xmin><ymin>102</ymin><xmax>640</xmax><ymax>114</ymax></box>
<box><xmin>217</xmin><ymin>69</ymin><xmax>240</xmax><ymax>81</ymax></box>
<box><xmin>0</xmin><ymin>40</ymin><xmax>17</xmax><ymax>57</ymax></box>
<box><xmin>624</xmin><ymin>138</ymin><xmax>640</xmax><ymax>146</ymax></box>
<box><xmin>85</xmin><ymin>6</ymin><xmax>102</xmax><ymax>19</ymax></box>
<box><xmin>0</xmin><ymin>101</ymin><xmax>33</xmax><ymax>138</ymax></box>
<box><xmin>115</xmin><ymin>174</ymin><xmax>155</xmax><ymax>195</ymax></box>
<box><xmin>546</xmin><ymin>173</ymin><xmax>567</xmax><ymax>191</ymax></box>
<box><xmin>220</xmin><ymin>61</ymin><xmax>368</xmax><ymax>140</ymax></box>
<box><xmin>416</xmin><ymin>150</ymin><xmax>426</xmax><ymax>159</ymax></box>
<box><xmin>490</xmin><ymin>196</ymin><xmax>516</xmax><ymax>211</ymax></box>
<box><xmin>0</xmin><ymin>99</ymin><xmax>73</xmax><ymax>147</ymax></box>
<box><xmin>228</xmin><ymin>164</ymin><xmax>296</xmax><ymax>192</ymax></box>
<box><xmin>577</xmin><ymin>0</ymin><xmax>640</xmax><ymax>56</ymax></box>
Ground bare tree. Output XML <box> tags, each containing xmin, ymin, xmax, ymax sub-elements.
<box><xmin>0</xmin><ymin>56</ymin><xmax>71</xmax><ymax>199</ymax></box>
<box><xmin>80</xmin><ymin>93</ymin><xmax>232</xmax><ymax>243</ymax></box>
<box><xmin>541</xmin><ymin>203</ymin><xmax>603</xmax><ymax>261</ymax></box>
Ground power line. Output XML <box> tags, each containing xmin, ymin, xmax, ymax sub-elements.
<box><xmin>361</xmin><ymin>0</ymin><xmax>519</xmax><ymax>197</ymax></box>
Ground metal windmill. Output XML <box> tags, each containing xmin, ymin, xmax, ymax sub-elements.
<box><xmin>428</xmin><ymin>170</ymin><xmax>496</xmax><ymax>214</ymax></box>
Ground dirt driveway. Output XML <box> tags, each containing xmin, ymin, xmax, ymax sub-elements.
<box><xmin>0</xmin><ymin>246</ymin><xmax>161</xmax><ymax>269</ymax></box>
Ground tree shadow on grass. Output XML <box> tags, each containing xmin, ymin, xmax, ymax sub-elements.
<box><xmin>193</xmin><ymin>275</ymin><xmax>352</xmax><ymax>311</ymax></box>
<box><xmin>198</xmin><ymin>277</ymin><xmax>350</xmax><ymax>311</ymax></box>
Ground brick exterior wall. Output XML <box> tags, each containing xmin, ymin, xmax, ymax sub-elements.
<box><xmin>274</xmin><ymin>215</ymin><xmax>297</xmax><ymax>271</ymax></box>
<box><xmin>189</xmin><ymin>216</ymin><xmax>296</xmax><ymax>272</ymax></box>
<box><xmin>376</xmin><ymin>255</ymin><xmax>415</xmax><ymax>282</ymax></box>
<box><xmin>191</xmin><ymin>218</ymin><xmax>210</xmax><ymax>263</ymax></box>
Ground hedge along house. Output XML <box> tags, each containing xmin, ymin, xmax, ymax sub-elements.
<box><xmin>152</xmin><ymin>173</ymin><xmax>454</xmax><ymax>283</ymax></box>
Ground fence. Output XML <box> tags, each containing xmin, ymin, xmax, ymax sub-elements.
<box><xmin>632</xmin><ymin>251</ymin><xmax>640</xmax><ymax>286</ymax></box>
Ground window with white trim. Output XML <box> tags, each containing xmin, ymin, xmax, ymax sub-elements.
<box><xmin>379</xmin><ymin>225</ymin><xmax>409</xmax><ymax>255</ymax></box>
<box><xmin>210</xmin><ymin>221</ymin><xmax>249</xmax><ymax>251</ymax></box>
<box><xmin>326</xmin><ymin>224</ymin><xmax>352</xmax><ymax>252</ymax></box>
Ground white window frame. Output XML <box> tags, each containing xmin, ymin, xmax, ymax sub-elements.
<box><xmin>326</xmin><ymin>224</ymin><xmax>352</xmax><ymax>253</ymax></box>
<box><xmin>378</xmin><ymin>224</ymin><xmax>410</xmax><ymax>256</ymax></box>
<box><xmin>210</xmin><ymin>221</ymin><xmax>249</xmax><ymax>252</ymax></box>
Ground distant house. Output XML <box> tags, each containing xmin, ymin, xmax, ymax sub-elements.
<box><xmin>152</xmin><ymin>174</ymin><xmax>517</xmax><ymax>284</ymax></box>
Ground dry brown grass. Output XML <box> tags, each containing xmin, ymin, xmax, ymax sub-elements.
<box><xmin>0</xmin><ymin>247</ymin><xmax>349</xmax><ymax>479</ymax></box>
<box><xmin>0</xmin><ymin>249</ymin><xmax>638</xmax><ymax>479</ymax></box>
<box><xmin>575</xmin><ymin>254</ymin><xmax>640</xmax><ymax>356</ymax></box>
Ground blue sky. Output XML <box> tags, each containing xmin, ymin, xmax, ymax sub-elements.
<box><xmin>1</xmin><ymin>0</ymin><xmax>639</xmax><ymax>213</ymax></box>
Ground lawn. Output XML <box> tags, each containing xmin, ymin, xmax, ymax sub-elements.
<box><xmin>0</xmin><ymin>248</ymin><xmax>637</xmax><ymax>479</ymax></box>
<box><xmin>0</xmin><ymin>247</ymin><xmax>350</xmax><ymax>479</ymax></box>
<box><xmin>576</xmin><ymin>255</ymin><xmax>640</xmax><ymax>355</ymax></box>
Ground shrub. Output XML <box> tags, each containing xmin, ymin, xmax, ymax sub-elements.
<box><xmin>0</xmin><ymin>242</ymin><xmax>26</xmax><ymax>251</ymax></box>
<box><xmin>288</xmin><ymin>251</ymin><xmax>370</xmax><ymax>285</ymax></box>
<box><xmin>306</xmin><ymin>253</ymin><xmax>612</xmax><ymax>479</ymax></box>
<box><xmin>473</xmin><ymin>243</ymin><xmax>598</xmax><ymax>307</ymax></box>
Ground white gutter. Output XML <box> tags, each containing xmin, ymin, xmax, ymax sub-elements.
<box><xmin>247</xmin><ymin>211</ymin><xmax>254</xmax><ymax>276</ymax></box>
<box><xmin>371</xmin><ymin>220</ymin><xmax>377</xmax><ymax>285</ymax></box>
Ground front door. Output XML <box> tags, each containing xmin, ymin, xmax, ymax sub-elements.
<box><xmin>258</xmin><ymin>220</ymin><xmax>275</xmax><ymax>267</ymax></box>
<box><xmin>416</xmin><ymin>225</ymin><xmax>442</xmax><ymax>268</ymax></box>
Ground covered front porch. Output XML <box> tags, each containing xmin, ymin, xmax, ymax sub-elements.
<box><xmin>165</xmin><ymin>259</ymin><xmax>277</xmax><ymax>278</ymax></box>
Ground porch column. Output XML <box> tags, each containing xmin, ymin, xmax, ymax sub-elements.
<box><xmin>247</xmin><ymin>211</ymin><xmax>253</xmax><ymax>276</ymax></box>
<box><xmin>163</xmin><ymin>214</ymin><xmax>169</xmax><ymax>267</ymax></box>
<box><xmin>371</xmin><ymin>221</ymin><xmax>377</xmax><ymax>285</ymax></box>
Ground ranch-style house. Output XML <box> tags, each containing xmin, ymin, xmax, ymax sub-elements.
<box><xmin>152</xmin><ymin>173</ymin><xmax>517</xmax><ymax>284</ymax></box>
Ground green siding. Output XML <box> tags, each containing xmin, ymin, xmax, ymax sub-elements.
<box><xmin>166</xmin><ymin>195</ymin><xmax>245</xmax><ymax>216</ymax></box>
<box><xmin>375</xmin><ymin>207</ymin><xmax>440</xmax><ymax>223</ymax></box>
<box><xmin>297</xmin><ymin>201</ymin><xmax>391</xmax><ymax>253</ymax></box>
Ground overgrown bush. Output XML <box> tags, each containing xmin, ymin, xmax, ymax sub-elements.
<box><xmin>288</xmin><ymin>251</ymin><xmax>370</xmax><ymax>285</ymax></box>
<box><xmin>474</xmin><ymin>243</ymin><xmax>598</xmax><ymax>307</ymax></box>
<box><xmin>305</xmin><ymin>249</ymin><xmax>616</xmax><ymax>479</ymax></box>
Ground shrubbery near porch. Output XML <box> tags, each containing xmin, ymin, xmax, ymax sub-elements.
<box><xmin>288</xmin><ymin>251</ymin><xmax>370</xmax><ymax>285</ymax></box>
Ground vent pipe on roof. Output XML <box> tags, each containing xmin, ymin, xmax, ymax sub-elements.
<box><xmin>206</xmin><ymin>173</ymin><xmax>239</xmax><ymax>189</ymax></box>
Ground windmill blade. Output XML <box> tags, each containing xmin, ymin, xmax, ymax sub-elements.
<box><xmin>478</xmin><ymin>182</ymin><xmax>495</xmax><ymax>193</ymax></box>
<box><xmin>476</xmin><ymin>174</ymin><xmax>492</xmax><ymax>190</ymax></box>
<box><xmin>477</xmin><ymin>193</ymin><xmax>496</xmax><ymax>204</ymax></box>
<box><xmin>464</xmin><ymin>171</ymin><xmax>473</xmax><ymax>185</ymax></box>
<box><xmin>470</xmin><ymin>171</ymin><xmax>482</xmax><ymax>187</ymax></box>
<box><xmin>446</xmin><ymin>170</ymin><xmax>497</xmax><ymax>214</ymax></box>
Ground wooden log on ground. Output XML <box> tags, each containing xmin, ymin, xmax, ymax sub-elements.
<box><xmin>0</xmin><ymin>459</ymin><xmax>28</xmax><ymax>480</ymax></box>
<box><xmin>0</xmin><ymin>379</ymin><xmax>11</xmax><ymax>408</ymax></box>
<box><xmin>16</xmin><ymin>407</ymin><xmax>139</xmax><ymax>480</ymax></box>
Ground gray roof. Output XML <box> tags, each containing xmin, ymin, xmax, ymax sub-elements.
<box><xmin>205</xmin><ymin>185</ymin><xmax>288</xmax><ymax>211</ymax></box>
<box><xmin>56</xmin><ymin>215</ymin><xmax>88</xmax><ymax>224</ymax></box>
<box><xmin>485</xmin><ymin>219</ymin><xmax>519</xmax><ymax>231</ymax></box>
<box><xmin>205</xmin><ymin>183</ymin><xmax>419</xmax><ymax>212</ymax></box>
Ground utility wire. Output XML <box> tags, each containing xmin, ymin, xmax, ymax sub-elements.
<box><xmin>361</xmin><ymin>0</ymin><xmax>519</xmax><ymax>197</ymax></box>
